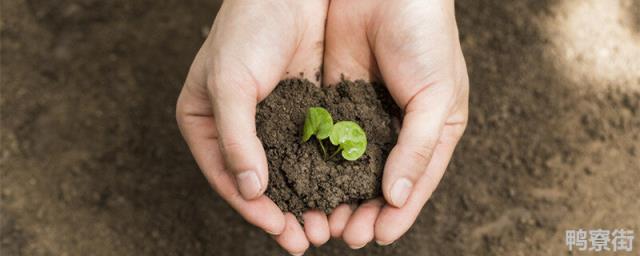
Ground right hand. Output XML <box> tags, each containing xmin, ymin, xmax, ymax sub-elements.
<box><xmin>176</xmin><ymin>1</ymin><xmax>330</xmax><ymax>254</ymax></box>
<box><xmin>322</xmin><ymin>0</ymin><xmax>468</xmax><ymax>248</ymax></box>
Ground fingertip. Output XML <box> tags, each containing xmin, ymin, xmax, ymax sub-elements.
<box><xmin>273</xmin><ymin>213</ymin><xmax>309</xmax><ymax>255</ymax></box>
<box><xmin>253</xmin><ymin>197</ymin><xmax>286</xmax><ymax>235</ymax></box>
<box><xmin>384</xmin><ymin>177</ymin><xmax>413</xmax><ymax>208</ymax></box>
<box><xmin>236</xmin><ymin>170</ymin><xmax>264</xmax><ymax>200</ymax></box>
<box><xmin>373</xmin><ymin>205</ymin><xmax>414</xmax><ymax>244</ymax></box>
<box><xmin>215</xmin><ymin>120</ymin><xmax>270</xmax><ymax>201</ymax></box>
<box><xmin>302</xmin><ymin>210</ymin><xmax>330</xmax><ymax>247</ymax></box>
<box><xmin>375</xmin><ymin>239</ymin><xmax>394</xmax><ymax>246</ymax></box>
<box><xmin>264</xmin><ymin>215</ymin><xmax>286</xmax><ymax>236</ymax></box>
<box><xmin>226</xmin><ymin>194</ymin><xmax>285</xmax><ymax>235</ymax></box>
<box><xmin>328</xmin><ymin>204</ymin><xmax>353</xmax><ymax>238</ymax></box>
<box><xmin>342</xmin><ymin>199</ymin><xmax>383</xmax><ymax>249</ymax></box>
<box><xmin>224</xmin><ymin>141</ymin><xmax>270</xmax><ymax>201</ymax></box>
<box><xmin>376</xmin><ymin>138</ymin><xmax>459</xmax><ymax>244</ymax></box>
<box><xmin>382</xmin><ymin>144</ymin><xmax>429</xmax><ymax>208</ymax></box>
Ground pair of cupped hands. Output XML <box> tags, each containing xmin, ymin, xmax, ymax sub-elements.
<box><xmin>176</xmin><ymin>0</ymin><xmax>468</xmax><ymax>254</ymax></box>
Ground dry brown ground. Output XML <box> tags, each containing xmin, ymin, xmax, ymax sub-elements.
<box><xmin>1</xmin><ymin>0</ymin><xmax>639</xmax><ymax>255</ymax></box>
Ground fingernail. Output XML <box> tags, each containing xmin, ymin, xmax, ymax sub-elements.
<box><xmin>265</xmin><ymin>229</ymin><xmax>280</xmax><ymax>236</ymax></box>
<box><xmin>291</xmin><ymin>252</ymin><xmax>304</xmax><ymax>256</ymax></box>
<box><xmin>390</xmin><ymin>178</ymin><xmax>412</xmax><ymax>206</ymax></box>
<box><xmin>236</xmin><ymin>170</ymin><xmax>261</xmax><ymax>199</ymax></box>
<box><xmin>376</xmin><ymin>240</ymin><xmax>394</xmax><ymax>246</ymax></box>
<box><xmin>349</xmin><ymin>242</ymin><xmax>367</xmax><ymax>249</ymax></box>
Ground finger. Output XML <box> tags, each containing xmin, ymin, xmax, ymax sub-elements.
<box><xmin>374</xmin><ymin>126</ymin><xmax>462</xmax><ymax>245</ymax></box>
<box><xmin>273</xmin><ymin>213</ymin><xmax>310</xmax><ymax>256</ymax></box>
<box><xmin>342</xmin><ymin>199</ymin><xmax>383</xmax><ymax>249</ymax></box>
<box><xmin>328</xmin><ymin>204</ymin><xmax>355</xmax><ymax>238</ymax></box>
<box><xmin>177</xmin><ymin>85</ymin><xmax>286</xmax><ymax>235</ymax></box>
<box><xmin>205</xmin><ymin>41</ymin><xmax>279</xmax><ymax>200</ymax></box>
<box><xmin>302</xmin><ymin>210</ymin><xmax>330</xmax><ymax>247</ymax></box>
<box><xmin>209</xmin><ymin>71</ymin><xmax>272</xmax><ymax>200</ymax></box>
<box><xmin>381</xmin><ymin>84</ymin><xmax>455</xmax><ymax>207</ymax></box>
<box><xmin>322</xmin><ymin>0</ymin><xmax>380</xmax><ymax>85</ymax></box>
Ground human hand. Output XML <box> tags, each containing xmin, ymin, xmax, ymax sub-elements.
<box><xmin>176</xmin><ymin>0</ymin><xmax>330</xmax><ymax>254</ymax></box>
<box><xmin>322</xmin><ymin>0</ymin><xmax>469</xmax><ymax>248</ymax></box>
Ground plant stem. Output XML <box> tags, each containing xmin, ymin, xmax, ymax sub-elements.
<box><xmin>327</xmin><ymin>147</ymin><xmax>343</xmax><ymax>161</ymax></box>
<box><xmin>318</xmin><ymin>138</ymin><xmax>327</xmax><ymax>159</ymax></box>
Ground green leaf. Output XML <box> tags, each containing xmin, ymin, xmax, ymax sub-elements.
<box><xmin>329</xmin><ymin>121</ymin><xmax>367</xmax><ymax>161</ymax></box>
<box><xmin>302</xmin><ymin>107</ymin><xmax>334</xmax><ymax>142</ymax></box>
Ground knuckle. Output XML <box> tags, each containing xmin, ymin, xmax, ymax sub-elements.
<box><xmin>175</xmin><ymin>90</ymin><xmax>187</xmax><ymax>123</ymax></box>
<box><xmin>175</xmin><ymin>108</ymin><xmax>183</xmax><ymax>125</ymax></box>
<box><xmin>219</xmin><ymin>137</ymin><xmax>245</xmax><ymax>156</ymax></box>
<box><xmin>223</xmin><ymin>185</ymin><xmax>243</xmax><ymax>200</ymax></box>
<box><xmin>405</xmin><ymin>139</ymin><xmax>437</xmax><ymax>164</ymax></box>
<box><xmin>175</xmin><ymin>101</ymin><xmax>185</xmax><ymax>125</ymax></box>
<box><xmin>456</xmin><ymin>120</ymin><xmax>468</xmax><ymax>137</ymax></box>
<box><xmin>408</xmin><ymin>147</ymin><xmax>431</xmax><ymax>164</ymax></box>
<box><xmin>206</xmin><ymin>60</ymin><xmax>260</xmax><ymax>101</ymax></box>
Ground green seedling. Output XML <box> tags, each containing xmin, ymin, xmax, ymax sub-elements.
<box><xmin>329</xmin><ymin>121</ymin><xmax>367</xmax><ymax>161</ymax></box>
<box><xmin>302</xmin><ymin>107</ymin><xmax>334</xmax><ymax>157</ymax></box>
<box><xmin>302</xmin><ymin>107</ymin><xmax>334</xmax><ymax>142</ymax></box>
<box><xmin>301</xmin><ymin>107</ymin><xmax>367</xmax><ymax>161</ymax></box>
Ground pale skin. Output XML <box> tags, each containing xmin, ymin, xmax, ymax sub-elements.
<box><xmin>176</xmin><ymin>0</ymin><xmax>468</xmax><ymax>255</ymax></box>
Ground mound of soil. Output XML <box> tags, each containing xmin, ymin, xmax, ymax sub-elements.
<box><xmin>256</xmin><ymin>78</ymin><xmax>401</xmax><ymax>217</ymax></box>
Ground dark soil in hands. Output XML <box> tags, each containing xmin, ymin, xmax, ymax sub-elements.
<box><xmin>256</xmin><ymin>78</ymin><xmax>401</xmax><ymax>217</ymax></box>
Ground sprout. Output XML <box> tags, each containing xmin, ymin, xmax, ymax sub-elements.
<box><xmin>302</xmin><ymin>107</ymin><xmax>334</xmax><ymax>142</ymax></box>
<box><xmin>301</xmin><ymin>107</ymin><xmax>367</xmax><ymax>161</ymax></box>
<box><xmin>329</xmin><ymin>121</ymin><xmax>367</xmax><ymax>161</ymax></box>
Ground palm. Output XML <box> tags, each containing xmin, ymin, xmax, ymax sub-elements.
<box><xmin>208</xmin><ymin>1</ymin><xmax>327</xmax><ymax>98</ymax></box>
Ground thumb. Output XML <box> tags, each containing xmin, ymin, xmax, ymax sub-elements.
<box><xmin>203</xmin><ymin>1</ymin><xmax>299</xmax><ymax>201</ymax></box>
<box><xmin>209</xmin><ymin>71</ymin><xmax>271</xmax><ymax>201</ymax></box>
<box><xmin>208</xmin><ymin>67</ymin><xmax>276</xmax><ymax>200</ymax></box>
<box><xmin>209</xmin><ymin>71</ymin><xmax>268</xmax><ymax>200</ymax></box>
<box><xmin>382</xmin><ymin>83</ymin><xmax>454</xmax><ymax>207</ymax></box>
<box><xmin>368</xmin><ymin>0</ymin><xmax>460</xmax><ymax>208</ymax></box>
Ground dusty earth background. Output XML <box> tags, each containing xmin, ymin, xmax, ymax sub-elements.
<box><xmin>1</xmin><ymin>0</ymin><xmax>639</xmax><ymax>255</ymax></box>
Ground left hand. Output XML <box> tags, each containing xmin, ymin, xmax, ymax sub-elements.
<box><xmin>321</xmin><ymin>0</ymin><xmax>469</xmax><ymax>248</ymax></box>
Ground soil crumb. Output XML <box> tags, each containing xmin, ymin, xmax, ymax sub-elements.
<box><xmin>256</xmin><ymin>79</ymin><xmax>401</xmax><ymax>217</ymax></box>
